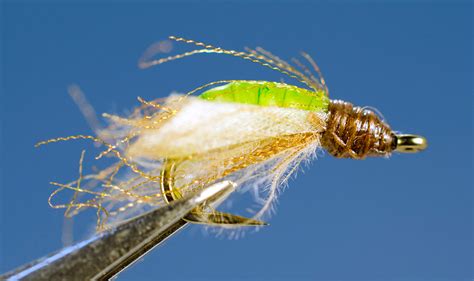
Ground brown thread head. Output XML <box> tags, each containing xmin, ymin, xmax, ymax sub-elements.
<box><xmin>321</xmin><ymin>100</ymin><xmax>395</xmax><ymax>159</ymax></box>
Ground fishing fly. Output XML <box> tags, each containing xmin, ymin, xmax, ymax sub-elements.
<box><xmin>36</xmin><ymin>36</ymin><xmax>427</xmax><ymax>231</ymax></box>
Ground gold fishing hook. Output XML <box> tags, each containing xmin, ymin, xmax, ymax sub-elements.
<box><xmin>394</xmin><ymin>134</ymin><xmax>428</xmax><ymax>153</ymax></box>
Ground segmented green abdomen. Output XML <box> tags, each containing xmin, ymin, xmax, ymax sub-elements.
<box><xmin>199</xmin><ymin>81</ymin><xmax>329</xmax><ymax>112</ymax></box>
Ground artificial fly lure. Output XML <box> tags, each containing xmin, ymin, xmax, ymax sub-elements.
<box><xmin>36</xmin><ymin>36</ymin><xmax>427</xmax><ymax>231</ymax></box>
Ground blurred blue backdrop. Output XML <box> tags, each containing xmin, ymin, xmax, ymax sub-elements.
<box><xmin>1</xmin><ymin>1</ymin><xmax>472</xmax><ymax>281</ymax></box>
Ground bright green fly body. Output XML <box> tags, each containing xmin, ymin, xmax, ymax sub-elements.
<box><xmin>199</xmin><ymin>81</ymin><xmax>330</xmax><ymax>112</ymax></box>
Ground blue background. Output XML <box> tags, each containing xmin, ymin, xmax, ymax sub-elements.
<box><xmin>1</xmin><ymin>1</ymin><xmax>472</xmax><ymax>280</ymax></box>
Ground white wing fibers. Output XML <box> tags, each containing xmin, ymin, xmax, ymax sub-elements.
<box><xmin>127</xmin><ymin>96</ymin><xmax>326</xmax><ymax>159</ymax></box>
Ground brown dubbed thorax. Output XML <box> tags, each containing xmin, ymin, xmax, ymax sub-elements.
<box><xmin>321</xmin><ymin>100</ymin><xmax>396</xmax><ymax>159</ymax></box>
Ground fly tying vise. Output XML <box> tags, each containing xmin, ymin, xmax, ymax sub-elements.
<box><xmin>35</xmin><ymin>35</ymin><xmax>428</xmax><ymax>230</ymax></box>
<box><xmin>1</xmin><ymin>181</ymin><xmax>237</xmax><ymax>280</ymax></box>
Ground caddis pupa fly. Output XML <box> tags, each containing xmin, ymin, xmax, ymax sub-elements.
<box><xmin>37</xmin><ymin>36</ymin><xmax>427</xmax><ymax>232</ymax></box>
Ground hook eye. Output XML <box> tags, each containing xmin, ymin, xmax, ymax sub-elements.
<box><xmin>394</xmin><ymin>134</ymin><xmax>427</xmax><ymax>153</ymax></box>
